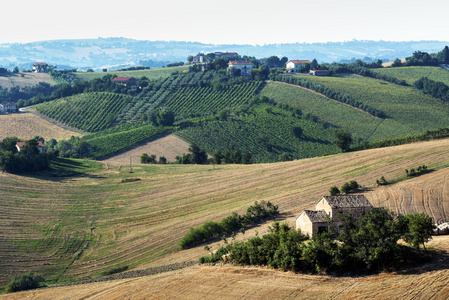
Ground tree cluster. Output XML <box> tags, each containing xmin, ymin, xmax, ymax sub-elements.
<box><xmin>179</xmin><ymin>201</ymin><xmax>279</xmax><ymax>249</ymax></box>
<box><xmin>212</xmin><ymin>150</ymin><xmax>252</xmax><ymax>164</ymax></box>
<box><xmin>5</xmin><ymin>272</ymin><xmax>46</xmax><ymax>293</ymax></box>
<box><xmin>200</xmin><ymin>208</ymin><xmax>435</xmax><ymax>274</ymax></box>
<box><xmin>329</xmin><ymin>180</ymin><xmax>360</xmax><ymax>196</ymax></box>
<box><xmin>414</xmin><ymin>77</ymin><xmax>449</xmax><ymax>103</ymax></box>
<box><xmin>140</xmin><ymin>153</ymin><xmax>167</xmax><ymax>164</ymax></box>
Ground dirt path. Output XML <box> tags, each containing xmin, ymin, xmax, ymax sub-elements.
<box><xmin>269</xmin><ymin>80</ymin><xmax>380</xmax><ymax>118</ymax></box>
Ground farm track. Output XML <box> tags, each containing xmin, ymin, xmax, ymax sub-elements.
<box><xmin>3</xmin><ymin>139</ymin><xmax>449</xmax><ymax>290</ymax></box>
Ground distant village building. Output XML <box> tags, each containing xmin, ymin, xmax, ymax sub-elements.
<box><xmin>215</xmin><ymin>52</ymin><xmax>238</xmax><ymax>59</ymax></box>
<box><xmin>112</xmin><ymin>76</ymin><xmax>137</xmax><ymax>87</ymax></box>
<box><xmin>33</xmin><ymin>63</ymin><xmax>48</xmax><ymax>73</ymax></box>
<box><xmin>285</xmin><ymin>60</ymin><xmax>312</xmax><ymax>73</ymax></box>
<box><xmin>227</xmin><ymin>60</ymin><xmax>253</xmax><ymax>76</ymax></box>
<box><xmin>16</xmin><ymin>141</ymin><xmax>45</xmax><ymax>153</ymax></box>
<box><xmin>0</xmin><ymin>103</ymin><xmax>17</xmax><ymax>113</ymax></box>
<box><xmin>192</xmin><ymin>55</ymin><xmax>209</xmax><ymax>63</ymax></box>
<box><xmin>310</xmin><ymin>70</ymin><xmax>330</xmax><ymax>76</ymax></box>
<box><xmin>296</xmin><ymin>195</ymin><xmax>373</xmax><ymax>237</ymax></box>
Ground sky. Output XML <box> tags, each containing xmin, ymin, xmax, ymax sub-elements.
<box><xmin>2</xmin><ymin>0</ymin><xmax>449</xmax><ymax>45</ymax></box>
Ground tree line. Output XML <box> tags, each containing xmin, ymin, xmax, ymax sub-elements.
<box><xmin>413</xmin><ymin>77</ymin><xmax>449</xmax><ymax>103</ymax></box>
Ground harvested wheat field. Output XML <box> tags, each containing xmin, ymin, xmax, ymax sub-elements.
<box><xmin>102</xmin><ymin>134</ymin><xmax>190</xmax><ymax>165</ymax></box>
<box><xmin>2</xmin><ymin>139</ymin><xmax>449</xmax><ymax>294</ymax></box>
<box><xmin>0</xmin><ymin>112</ymin><xmax>83</xmax><ymax>141</ymax></box>
<box><xmin>4</xmin><ymin>235</ymin><xmax>449</xmax><ymax>300</ymax></box>
<box><xmin>0</xmin><ymin>73</ymin><xmax>56</xmax><ymax>89</ymax></box>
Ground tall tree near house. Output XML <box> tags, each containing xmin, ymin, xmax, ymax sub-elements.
<box><xmin>311</xmin><ymin>59</ymin><xmax>318</xmax><ymax>70</ymax></box>
<box><xmin>404</xmin><ymin>213</ymin><xmax>435</xmax><ymax>251</ymax></box>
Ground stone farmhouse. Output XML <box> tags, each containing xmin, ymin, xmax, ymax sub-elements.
<box><xmin>0</xmin><ymin>102</ymin><xmax>17</xmax><ymax>113</ymax></box>
<box><xmin>192</xmin><ymin>55</ymin><xmax>209</xmax><ymax>63</ymax></box>
<box><xmin>285</xmin><ymin>60</ymin><xmax>312</xmax><ymax>73</ymax></box>
<box><xmin>16</xmin><ymin>141</ymin><xmax>45</xmax><ymax>153</ymax></box>
<box><xmin>227</xmin><ymin>60</ymin><xmax>253</xmax><ymax>76</ymax></box>
<box><xmin>112</xmin><ymin>76</ymin><xmax>137</xmax><ymax>87</ymax></box>
<box><xmin>296</xmin><ymin>195</ymin><xmax>373</xmax><ymax>237</ymax></box>
<box><xmin>33</xmin><ymin>62</ymin><xmax>48</xmax><ymax>73</ymax></box>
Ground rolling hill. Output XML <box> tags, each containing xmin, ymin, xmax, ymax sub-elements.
<box><xmin>2</xmin><ymin>138</ymin><xmax>449</xmax><ymax>291</ymax></box>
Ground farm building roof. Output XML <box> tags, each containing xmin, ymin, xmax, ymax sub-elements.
<box><xmin>289</xmin><ymin>60</ymin><xmax>312</xmax><ymax>64</ymax></box>
<box><xmin>228</xmin><ymin>60</ymin><xmax>253</xmax><ymax>65</ymax></box>
<box><xmin>16</xmin><ymin>141</ymin><xmax>44</xmax><ymax>148</ymax></box>
<box><xmin>303</xmin><ymin>210</ymin><xmax>328</xmax><ymax>222</ymax></box>
<box><xmin>322</xmin><ymin>195</ymin><xmax>372</xmax><ymax>208</ymax></box>
<box><xmin>33</xmin><ymin>62</ymin><xmax>48</xmax><ymax>66</ymax></box>
<box><xmin>113</xmin><ymin>76</ymin><xmax>135</xmax><ymax>82</ymax></box>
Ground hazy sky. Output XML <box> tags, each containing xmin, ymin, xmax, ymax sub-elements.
<box><xmin>3</xmin><ymin>0</ymin><xmax>448</xmax><ymax>45</ymax></box>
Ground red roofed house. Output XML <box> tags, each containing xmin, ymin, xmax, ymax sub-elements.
<box><xmin>296</xmin><ymin>195</ymin><xmax>373</xmax><ymax>237</ymax></box>
<box><xmin>16</xmin><ymin>141</ymin><xmax>45</xmax><ymax>153</ymax></box>
<box><xmin>310</xmin><ymin>70</ymin><xmax>330</xmax><ymax>76</ymax></box>
<box><xmin>285</xmin><ymin>60</ymin><xmax>312</xmax><ymax>73</ymax></box>
<box><xmin>227</xmin><ymin>60</ymin><xmax>253</xmax><ymax>76</ymax></box>
<box><xmin>112</xmin><ymin>76</ymin><xmax>137</xmax><ymax>87</ymax></box>
<box><xmin>33</xmin><ymin>63</ymin><xmax>48</xmax><ymax>73</ymax></box>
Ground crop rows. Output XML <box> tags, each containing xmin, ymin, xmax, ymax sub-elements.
<box><xmin>35</xmin><ymin>92</ymin><xmax>131</xmax><ymax>132</ymax></box>
<box><xmin>166</xmin><ymin>81</ymin><xmax>263</xmax><ymax>118</ymax></box>
<box><xmin>373</xmin><ymin>66</ymin><xmax>449</xmax><ymax>86</ymax></box>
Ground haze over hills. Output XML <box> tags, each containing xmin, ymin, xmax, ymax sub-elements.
<box><xmin>1</xmin><ymin>38</ymin><xmax>448</xmax><ymax>71</ymax></box>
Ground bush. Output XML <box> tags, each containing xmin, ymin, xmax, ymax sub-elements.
<box><xmin>5</xmin><ymin>272</ymin><xmax>46</xmax><ymax>293</ymax></box>
<box><xmin>329</xmin><ymin>186</ymin><xmax>340</xmax><ymax>196</ymax></box>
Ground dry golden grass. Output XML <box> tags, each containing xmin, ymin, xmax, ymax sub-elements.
<box><xmin>0</xmin><ymin>73</ymin><xmax>56</xmax><ymax>89</ymax></box>
<box><xmin>3</xmin><ymin>138</ymin><xmax>449</xmax><ymax>297</ymax></box>
<box><xmin>0</xmin><ymin>112</ymin><xmax>83</xmax><ymax>140</ymax></box>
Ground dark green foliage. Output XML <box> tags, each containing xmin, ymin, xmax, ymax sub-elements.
<box><xmin>405</xmin><ymin>165</ymin><xmax>429</xmax><ymax>177</ymax></box>
<box><xmin>414</xmin><ymin>77</ymin><xmax>449</xmax><ymax>103</ymax></box>
<box><xmin>376</xmin><ymin>176</ymin><xmax>388</xmax><ymax>185</ymax></box>
<box><xmin>334</xmin><ymin>130</ymin><xmax>352</xmax><ymax>152</ymax></box>
<box><xmin>101</xmin><ymin>266</ymin><xmax>129</xmax><ymax>276</ymax></box>
<box><xmin>403</xmin><ymin>213</ymin><xmax>435</xmax><ymax>251</ymax></box>
<box><xmin>140</xmin><ymin>153</ymin><xmax>156</xmax><ymax>164</ymax></box>
<box><xmin>148</xmin><ymin>107</ymin><xmax>175</xmax><ymax>126</ymax></box>
<box><xmin>189</xmin><ymin>143</ymin><xmax>208</xmax><ymax>164</ymax></box>
<box><xmin>179</xmin><ymin>201</ymin><xmax>279</xmax><ymax>249</ymax></box>
<box><xmin>329</xmin><ymin>186</ymin><xmax>340</xmax><ymax>196</ymax></box>
<box><xmin>5</xmin><ymin>272</ymin><xmax>46</xmax><ymax>293</ymax></box>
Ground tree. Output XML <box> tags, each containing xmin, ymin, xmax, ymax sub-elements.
<box><xmin>329</xmin><ymin>186</ymin><xmax>340</xmax><ymax>196</ymax></box>
<box><xmin>189</xmin><ymin>143</ymin><xmax>208</xmax><ymax>164</ymax></box>
<box><xmin>340</xmin><ymin>182</ymin><xmax>351</xmax><ymax>194</ymax></box>
<box><xmin>334</xmin><ymin>130</ymin><xmax>352</xmax><ymax>152</ymax></box>
<box><xmin>404</xmin><ymin>213</ymin><xmax>435</xmax><ymax>251</ymax></box>
<box><xmin>391</xmin><ymin>58</ymin><xmax>403</xmax><ymax>67</ymax></box>
<box><xmin>443</xmin><ymin>46</ymin><xmax>449</xmax><ymax>64</ymax></box>
<box><xmin>187</xmin><ymin>55</ymin><xmax>194</xmax><ymax>63</ymax></box>
<box><xmin>5</xmin><ymin>272</ymin><xmax>46</xmax><ymax>293</ymax></box>
<box><xmin>20</xmin><ymin>139</ymin><xmax>40</xmax><ymax>157</ymax></box>
<box><xmin>0</xmin><ymin>136</ymin><xmax>19</xmax><ymax>152</ymax></box>
<box><xmin>310</xmin><ymin>59</ymin><xmax>318</xmax><ymax>70</ymax></box>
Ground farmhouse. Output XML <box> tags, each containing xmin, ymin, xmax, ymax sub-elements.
<box><xmin>112</xmin><ymin>76</ymin><xmax>137</xmax><ymax>87</ymax></box>
<box><xmin>296</xmin><ymin>195</ymin><xmax>373</xmax><ymax>237</ymax></box>
<box><xmin>310</xmin><ymin>69</ymin><xmax>330</xmax><ymax>76</ymax></box>
<box><xmin>285</xmin><ymin>60</ymin><xmax>312</xmax><ymax>73</ymax></box>
<box><xmin>33</xmin><ymin>62</ymin><xmax>48</xmax><ymax>73</ymax></box>
<box><xmin>192</xmin><ymin>55</ymin><xmax>209</xmax><ymax>63</ymax></box>
<box><xmin>0</xmin><ymin>102</ymin><xmax>17</xmax><ymax>113</ymax></box>
<box><xmin>228</xmin><ymin>60</ymin><xmax>253</xmax><ymax>76</ymax></box>
<box><xmin>16</xmin><ymin>141</ymin><xmax>45</xmax><ymax>153</ymax></box>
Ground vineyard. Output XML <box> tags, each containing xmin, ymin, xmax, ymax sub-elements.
<box><xmin>373</xmin><ymin>66</ymin><xmax>449</xmax><ymax>86</ymax></box>
<box><xmin>166</xmin><ymin>81</ymin><xmax>263</xmax><ymax>118</ymax></box>
<box><xmin>176</xmin><ymin>103</ymin><xmax>338</xmax><ymax>162</ymax></box>
<box><xmin>35</xmin><ymin>92</ymin><xmax>131</xmax><ymax>132</ymax></box>
<box><xmin>292</xmin><ymin>74</ymin><xmax>449</xmax><ymax>141</ymax></box>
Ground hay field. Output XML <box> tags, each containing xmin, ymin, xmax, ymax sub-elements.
<box><xmin>3</xmin><ymin>138</ymin><xmax>449</xmax><ymax>290</ymax></box>
<box><xmin>0</xmin><ymin>113</ymin><xmax>83</xmax><ymax>140</ymax></box>
<box><xmin>0</xmin><ymin>73</ymin><xmax>56</xmax><ymax>89</ymax></box>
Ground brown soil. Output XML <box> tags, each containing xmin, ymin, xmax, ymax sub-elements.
<box><xmin>101</xmin><ymin>134</ymin><xmax>190</xmax><ymax>164</ymax></box>
<box><xmin>382</xmin><ymin>59</ymin><xmax>407</xmax><ymax>67</ymax></box>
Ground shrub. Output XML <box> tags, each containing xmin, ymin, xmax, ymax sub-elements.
<box><xmin>340</xmin><ymin>182</ymin><xmax>352</xmax><ymax>194</ymax></box>
<box><xmin>329</xmin><ymin>186</ymin><xmax>340</xmax><ymax>196</ymax></box>
<box><xmin>5</xmin><ymin>272</ymin><xmax>46</xmax><ymax>293</ymax></box>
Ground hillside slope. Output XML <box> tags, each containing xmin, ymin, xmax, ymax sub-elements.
<box><xmin>2</xmin><ymin>139</ymin><xmax>449</xmax><ymax>289</ymax></box>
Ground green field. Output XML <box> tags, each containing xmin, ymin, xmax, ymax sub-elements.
<box><xmin>374</xmin><ymin>66</ymin><xmax>449</xmax><ymax>86</ymax></box>
<box><xmin>286</xmin><ymin>75</ymin><xmax>449</xmax><ymax>142</ymax></box>
<box><xmin>74</xmin><ymin>66</ymin><xmax>189</xmax><ymax>81</ymax></box>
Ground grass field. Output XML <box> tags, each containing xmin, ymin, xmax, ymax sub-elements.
<box><xmin>0</xmin><ymin>112</ymin><xmax>83</xmax><ymax>141</ymax></box>
<box><xmin>374</xmin><ymin>66</ymin><xmax>449</xmax><ymax>86</ymax></box>
<box><xmin>288</xmin><ymin>75</ymin><xmax>449</xmax><ymax>142</ymax></box>
<box><xmin>3</xmin><ymin>138</ymin><xmax>449</xmax><ymax>290</ymax></box>
<box><xmin>0</xmin><ymin>73</ymin><xmax>56</xmax><ymax>89</ymax></box>
<box><xmin>74</xmin><ymin>66</ymin><xmax>189</xmax><ymax>81</ymax></box>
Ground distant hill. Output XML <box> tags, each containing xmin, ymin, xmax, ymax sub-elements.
<box><xmin>0</xmin><ymin>38</ymin><xmax>447</xmax><ymax>71</ymax></box>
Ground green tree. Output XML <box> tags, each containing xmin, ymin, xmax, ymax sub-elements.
<box><xmin>0</xmin><ymin>136</ymin><xmax>19</xmax><ymax>152</ymax></box>
<box><xmin>404</xmin><ymin>213</ymin><xmax>435</xmax><ymax>251</ymax></box>
<box><xmin>329</xmin><ymin>186</ymin><xmax>340</xmax><ymax>196</ymax></box>
<box><xmin>189</xmin><ymin>143</ymin><xmax>208</xmax><ymax>164</ymax></box>
<box><xmin>391</xmin><ymin>58</ymin><xmax>403</xmax><ymax>67</ymax></box>
<box><xmin>5</xmin><ymin>272</ymin><xmax>46</xmax><ymax>293</ymax></box>
<box><xmin>20</xmin><ymin>139</ymin><xmax>40</xmax><ymax>157</ymax></box>
<box><xmin>310</xmin><ymin>59</ymin><xmax>318</xmax><ymax>70</ymax></box>
<box><xmin>340</xmin><ymin>182</ymin><xmax>351</xmax><ymax>194</ymax></box>
<box><xmin>334</xmin><ymin>130</ymin><xmax>352</xmax><ymax>152</ymax></box>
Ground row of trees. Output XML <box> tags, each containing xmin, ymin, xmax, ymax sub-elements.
<box><xmin>179</xmin><ymin>201</ymin><xmax>279</xmax><ymax>249</ymax></box>
<box><xmin>414</xmin><ymin>77</ymin><xmax>449</xmax><ymax>102</ymax></box>
<box><xmin>200</xmin><ymin>208</ymin><xmax>434</xmax><ymax>273</ymax></box>
<box><xmin>329</xmin><ymin>180</ymin><xmax>360</xmax><ymax>196</ymax></box>
<box><xmin>391</xmin><ymin>47</ymin><xmax>449</xmax><ymax>67</ymax></box>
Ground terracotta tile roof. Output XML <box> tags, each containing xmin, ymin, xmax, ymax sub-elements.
<box><xmin>228</xmin><ymin>60</ymin><xmax>253</xmax><ymax>65</ymax></box>
<box><xmin>289</xmin><ymin>60</ymin><xmax>312</xmax><ymax>64</ymax></box>
<box><xmin>113</xmin><ymin>76</ymin><xmax>135</xmax><ymax>81</ymax></box>
<box><xmin>33</xmin><ymin>62</ymin><xmax>48</xmax><ymax>66</ymax></box>
<box><xmin>303</xmin><ymin>210</ymin><xmax>328</xmax><ymax>222</ymax></box>
<box><xmin>322</xmin><ymin>195</ymin><xmax>372</xmax><ymax>208</ymax></box>
<box><xmin>16</xmin><ymin>141</ymin><xmax>44</xmax><ymax>148</ymax></box>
